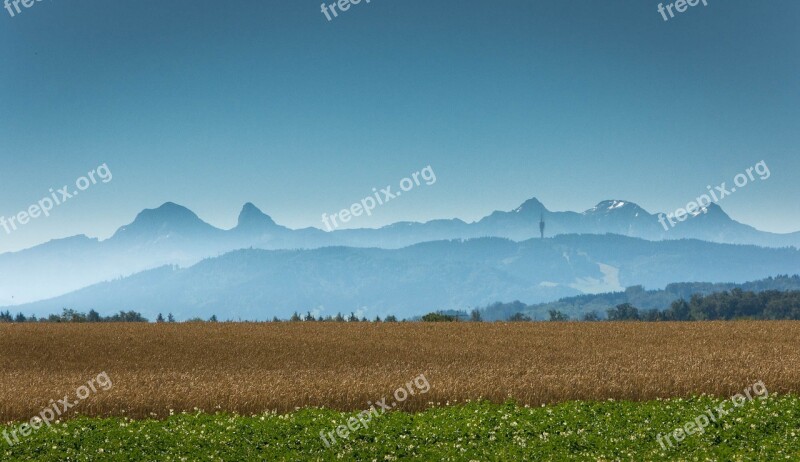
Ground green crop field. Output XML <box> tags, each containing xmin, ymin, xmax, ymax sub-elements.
<box><xmin>3</xmin><ymin>395</ymin><xmax>799</xmax><ymax>461</ymax></box>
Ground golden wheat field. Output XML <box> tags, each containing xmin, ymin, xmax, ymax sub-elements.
<box><xmin>1</xmin><ymin>321</ymin><xmax>799</xmax><ymax>422</ymax></box>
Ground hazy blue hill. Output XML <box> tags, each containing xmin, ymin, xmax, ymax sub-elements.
<box><xmin>480</xmin><ymin>274</ymin><xmax>800</xmax><ymax>321</ymax></box>
<box><xmin>2</xmin><ymin>197</ymin><xmax>799</xmax><ymax>306</ymax></box>
<box><xmin>0</xmin><ymin>235</ymin><xmax>102</xmax><ymax>305</ymax></box>
<box><xmin>9</xmin><ymin>236</ymin><xmax>800</xmax><ymax>321</ymax></box>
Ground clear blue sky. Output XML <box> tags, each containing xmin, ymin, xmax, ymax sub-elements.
<box><xmin>1</xmin><ymin>0</ymin><xmax>798</xmax><ymax>252</ymax></box>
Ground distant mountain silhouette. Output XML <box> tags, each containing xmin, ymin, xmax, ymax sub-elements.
<box><xmin>111</xmin><ymin>202</ymin><xmax>221</xmax><ymax>242</ymax></box>
<box><xmin>0</xmin><ymin>197</ymin><xmax>798</xmax><ymax>305</ymax></box>
<box><xmin>236</xmin><ymin>202</ymin><xmax>279</xmax><ymax>229</ymax></box>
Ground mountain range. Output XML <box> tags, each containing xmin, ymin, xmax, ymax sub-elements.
<box><xmin>1</xmin><ymin>197</ymin><xmax>798</xmax><ymax>316</ymax></box>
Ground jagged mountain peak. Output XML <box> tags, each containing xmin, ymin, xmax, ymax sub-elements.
<box><xmin>689</xmin><ymin>202</ymin><xmax>733</xmax><ymax>221</ymax></box>
<box><xmin>237</xmin><ymin>203</ymin><xmax>277</xmax><ymax>228</ymax></box>
<box><xmin>702</xmin><ymin>202</ymin><xmax>728</xmax><ymax>216</ymax></box>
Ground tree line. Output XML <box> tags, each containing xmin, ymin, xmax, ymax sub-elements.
<box><xmin>604</xmin><ymin>289</ymin><xmax>800</xmax><ymax>321</ymax></box>
<box><xmin>0</xmin><ymin>309</ymin><xmax>149</xmax><ymax>323</ymax></box>
<box><xmin>3</xmin><ymin>289</ymin><xmax>799</xmax><ymax>323</ymax></box>
<box><xmin>480</xmin><ymin>275</ymin><xmax>800</xmax><ymax>321</ymax></box>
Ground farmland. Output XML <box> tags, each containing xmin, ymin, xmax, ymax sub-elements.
<box><xmin>2</xmin><ymin>321</ymin><xmax>800</xmax><ymax>460</ymax></box>
<box><xmin>2</xmin><ymin>322</ymin><xmax>800</xmax><ymax>419</ymax></box>
<box><xmin>3</xmin><ymin>396</ymin><xmax>800</xmax><ymax>461</ymax></box>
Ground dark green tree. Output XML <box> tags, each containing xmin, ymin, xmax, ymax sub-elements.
<box><xmin>548</xmin><ymin>310</ymin><xmax>569</xmax><ymax>321</ymax></box>
<box><xmin>607</xmin><ymin>303</ymin><xmax>640</xmax><ymax>321</ymax></box>
<box><xmin>421</xmin><ymin>312</ymin><xmax>456</xmax><ymax>322</ymax></box>
<box><xmin>509</xmin><ymin>312</ymin><xmax>532</xmax><ymax>322</ymax></box>
<box><xmin>582</xmin><ymin>311</ymin><xmax>600</xmax><ymax>322</ymax></box>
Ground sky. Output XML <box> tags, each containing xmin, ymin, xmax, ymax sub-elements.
<box><xmin>0</xmin><ymin>0</ymin><xmax>798</xmax><ymax>253</ymax></box>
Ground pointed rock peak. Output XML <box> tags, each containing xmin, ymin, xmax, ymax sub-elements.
<box><xmin>513</xmin><ymin>197</ymin><xmax>549</xmax><ymax>214</ymax></box>
<box><xmin>697</xmin><ymin>202</ymin><xmax>731</xmax><ymax>218</ymax></box>
<box><xmin>237</xmin><ymin>202</ymin><xmax>276</xmax><ymax>228</ymax></box>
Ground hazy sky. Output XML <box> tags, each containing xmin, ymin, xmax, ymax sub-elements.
<box><xmin>1</xmin><ymin>0</ymin><xmax>798</xmax><ymax>252</ymax></box>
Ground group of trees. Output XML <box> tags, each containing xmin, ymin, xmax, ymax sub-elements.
<box><xmin>421</xmin><ymin>312</ymin><xmax>458</xmax><ymax>322</ymax></box>
<box><xmin>284</xmin><ymin>312</ymin><xmax>400</xmax><ymax>323</ymax></box>
<box><xmin>603</xmin><ymin>290</ymin><xmax>800</xmax><ymax>321</ymax></box>
<box><xmin>480</xmin><ymin>275</ymin><xmax>800</xmax><ymax>321</ymax></box>
<box><xmin>498</xmin><ymin>289</ymin><xmax>800</xmax><ymax>322</ymax></box>
<box><xmin>5</xmin><ymin>288</ymin><xmax>799</xmax><ymax>323</ymax></box>
<box><xmin>0</xmin><ymin>309</ymin><xmax>149</xmax><ymax>323</ymax></box>
<box><xmin>479</xmin><ymin>288</ymin><xmax>800</xmax><ymax>322</ymax></box>
<box><xmin>278</xmin><ymin>309</ymin><xmax>485</xmax><ymax>323</ymax></box>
